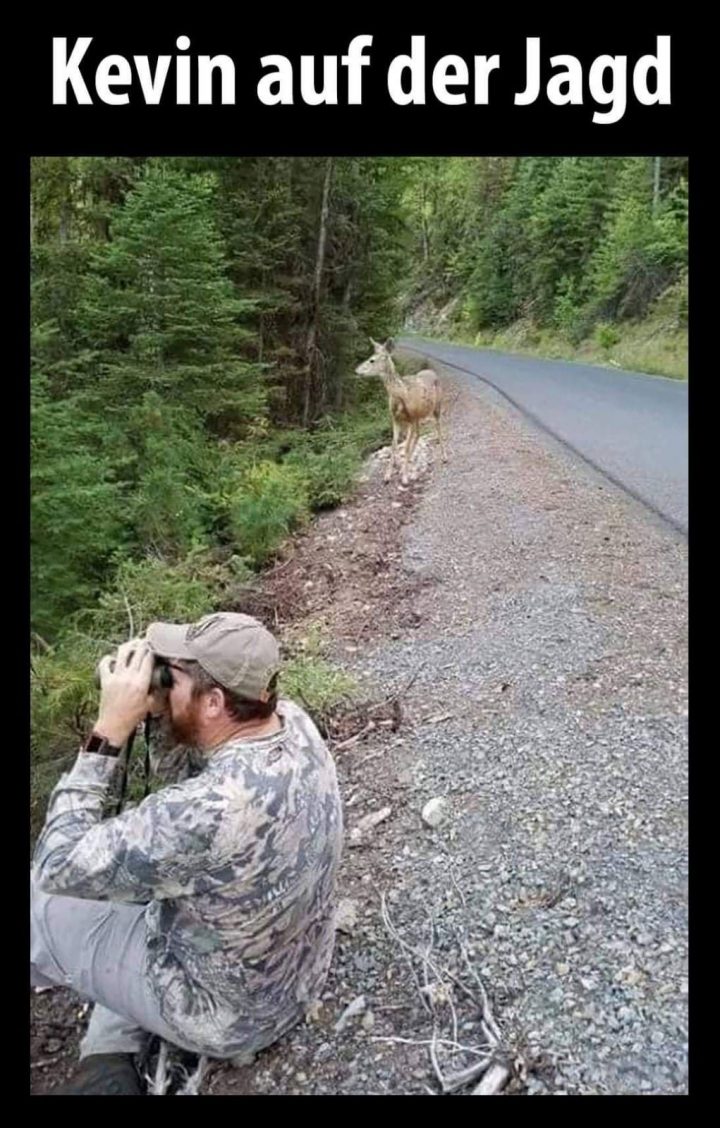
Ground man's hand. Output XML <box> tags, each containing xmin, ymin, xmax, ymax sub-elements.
<box><xmin>93</xmin><ymin>640</ymin><xmax>156</xmax><ymax>748</ymax></box>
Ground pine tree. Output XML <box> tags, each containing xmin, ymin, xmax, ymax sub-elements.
<box><xmin>82</xmin><ymin>163</ymin><xmax>266</xmax><ymax>434</ymax></box>
<box><xmin>31</xmin><ymin>363</ymin><xmax>127</xmax><ymax>639</ymax></box>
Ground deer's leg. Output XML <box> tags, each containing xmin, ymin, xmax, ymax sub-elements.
<box><xmin>434</xmin><ymin>407</ymin><xmax>448</xmax><ymax>463</ymax></box>
<box><xmin>401</xmin><ymin>422</ymin><xmax>419</xmax><ymax>486</ymax></box>
<box><xmin>385</xmin><ymin>416</ymin><xmax>401</xmax><ymax>482</ymax></box>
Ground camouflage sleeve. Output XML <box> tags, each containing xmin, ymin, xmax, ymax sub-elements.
<box><xmin>31</xmin><ymin>750</ymin><xmax>225</xmax><ymax>903</ymax></box>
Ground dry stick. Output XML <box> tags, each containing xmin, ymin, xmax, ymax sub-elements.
<box><xmin>472</xmin><ymin>1062</ymin><xmax>511</xmax><ymax>1096</ymax></box>
<box><xmin>448</xmin><ymin>986</ymin><xmax>459</xmax><ymax>1049</ymax></box>
<box><xmin>421</xmin><ymin>915</ymin><xmax>434</xmax><ymax>1001</ymax></box>
<box><xmin>380</xmin><ymin>664</ymin><xmax>425</xmax><ymax>709</ymax></box>
<box><xmin>380</xmin><ymin>893</ymin><xmax>431</xmax><ymax>1015</ymax></box>
<box><xmin>380</xmin><ymin>894</ymin><xmax>496</xmax><ymax>1094</ymax></box>
<box><xmin>429</xmin><ymin>1024</ymin><xmax>446</xmax><ymax>1092</ymax></box>
<box><xmin>331</xmin><ymin>667</ymin><xmax>424</xmax><ymax>752</ymax></box>
<box><xmin>456</xmin><ymin>945</ymin><xmax>511</xmax><ymax>1096</ymax></box>
<box><xmin>371</xmin><ymin>1037</ymin><xmax>490</xmax><ymax>1056</ymax></box>
<box><xmin>265</xmin><ymin>546</ymin><xmax>297</xmax><ymax>575</ymax></box>
<box><xmin>146</xmin><ymin>1040</ymin><xmax>171</xmax><ymax>1096</ymax></box>
<box><xmin>333</xmin><ymin>721</ymin><xmax>376</xmax><ymax>751</ymax></box>
<box><xmin>460</xmin><ymin>943</ymin><xmax>503</xmax><ymax>1045</ymax></box>
<box><xmin>176</xmin><ymin>1055</ymin><xmax>209</xmax><ymax>1096</ymax></box>
<box><xmin>354</xmin><ymin>747</ymin><xmax>386</xmax><ymax>768</ymax></box>
<box><xmin>30</xmin><ymin>1057</ymin><xmax>64</xmax><ymax>1070</ymax></box>
<box><xmin>120</xmin><ymin>588</ymin><xmax>135</xmax><ymax>641</ymax></box>
<box><xmin>442</xmin><ymin>1057</ymin><xmax>495</xmax><ymax>1094</ymax></box>
<box><xmin>448</xmin><ymin>866</ymin><xmax>468</xmax><ymax>913</ymax></box>
<box><xmin>423</xmin><ymin>906</ymin><xmax>458</xmax><ymax>1049</ymax></box>
<box><xmin>382</xmin><ymin>894</ymin><xmax>470</xmax><ymax>1014</ymax></box>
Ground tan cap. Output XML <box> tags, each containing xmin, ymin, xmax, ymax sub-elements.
<box><xmin>146</xmin><ymin>612</ymin><xmax>280</xmax><ymax>700</ymax></box>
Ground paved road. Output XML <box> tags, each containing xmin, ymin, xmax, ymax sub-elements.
<box><xmin>399</xmin><ymin>338</ymin><xmax>688</xmax><ymax>534</ymax></box>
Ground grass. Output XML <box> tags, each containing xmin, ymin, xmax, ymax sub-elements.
<box><xmin>404</xmin><ymin>283</ymin><xmax>688</xmax><ymax>381</ymax></box>
<box><xmin>281</xmin><ymin>621</ymin><xmax>358</xmax><ymax>716</ymax></box>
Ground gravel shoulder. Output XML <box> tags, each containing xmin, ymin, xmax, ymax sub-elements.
<box><xmin>31</xmin><ymin>369</ymin><xmax>688</xmax><ymax>1096</ymax></box>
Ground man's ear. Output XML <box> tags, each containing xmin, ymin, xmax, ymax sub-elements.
<box><xmin>206</xmin><ymin>686</ymin><xmax>227</xmax><ymax>716</ymax></box>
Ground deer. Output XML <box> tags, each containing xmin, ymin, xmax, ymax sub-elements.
<box><xmin>355</xmin><ymin>338</ymin><xmax>447</xmax><ymax>486</ymax></box>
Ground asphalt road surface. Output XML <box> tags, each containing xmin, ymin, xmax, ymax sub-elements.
<box><xmin>400</xmin><ymin>338</ymin><xmax>688</xmax><ymax>534</ymax></box>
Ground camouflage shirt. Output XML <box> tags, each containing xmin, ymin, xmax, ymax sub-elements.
<box><xmin>31</xmin><ymin>698</ymin><xmax>344</xmax><ymax>1058</ymax></box>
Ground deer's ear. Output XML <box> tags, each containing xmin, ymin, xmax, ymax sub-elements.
<box><xmin>384</xmin><ymin>338</ymin><xmax>395</xmax><ymax>352</ymax></box>
<box><xmin>370</xmin><ymin>337</ymin><xmax>380</xmax><ymax>350</ymax></box>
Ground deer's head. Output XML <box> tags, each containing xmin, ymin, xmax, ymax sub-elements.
<box><xmin>355</xmin><ymin>337</ymin><xmax>395</xmax><ymax>378</ymax></box>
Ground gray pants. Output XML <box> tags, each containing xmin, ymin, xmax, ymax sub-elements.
<box><xmin>31</xmin><ymin>878</ymin><xmax>182</xmax><ymax>1060</ymax></box>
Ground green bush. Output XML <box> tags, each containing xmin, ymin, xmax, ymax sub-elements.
<box><xmin>226</xmin><ymin>461</ymin><xmax>309</xmax><ymax>566</ymax></box>
<box><xmin>594</xmin><ymin>322</ymin><xmax>621</xmax><ymax>350</ymax></box>
<box><xmin>553</xmin><ymin>276</ymin><xmax>585</xmax><ymax>344</ymax></box>
<box><xmin>281</xmin><ymin>655</ymin><xmax>356</xmax><ymax>715</ymax></box>
<box><xmin>289</xmin><ymin>445</ymin><xmax>360</xmax><ymax>509</ymax></box>
<box><xmin>84</xmin><ymin>547</ymin><xmax>245</xmax><ymax>642</ymax></box>
<box><xmin>280</xmin><ymin>622</ymin><xmax>357</xmax><ymax>715</ymax></box>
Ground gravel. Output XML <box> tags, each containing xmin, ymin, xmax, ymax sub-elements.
<box><xmin>340</xmin><ymin>370</ymin><xmax>688</xmax><ymax>1095</ymax></box>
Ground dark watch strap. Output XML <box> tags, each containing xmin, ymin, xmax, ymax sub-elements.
<box><xmin>82</xmin><ymin>732</ymin><xmax>123</xmax><ymax>757</ymax></box>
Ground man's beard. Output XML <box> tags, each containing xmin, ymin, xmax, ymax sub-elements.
<box><xmin>168</xmin><ymin>696</ymin><xmax>203</xmax><ymax>748</ymax></box>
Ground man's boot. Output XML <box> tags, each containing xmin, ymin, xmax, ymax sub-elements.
<box><xmin>45</xmin><ymin>1053</ymin><xmax>144</xmax><ymax>1095</ymax></box>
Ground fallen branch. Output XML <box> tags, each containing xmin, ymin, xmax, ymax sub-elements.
<box><xmin>31</xmin><ymin>1056</ymin><xmax>64</xmax><ymax>1070</ymax></box>
<box><xmin>380</xmin><ymin>893</ymin><xmax>432</xmax><ymax>1014</ymax></box>
<box><xmin>379</xmin><ymin>886</ymin><xmax>516</xmax><ymax>1095</ymax></box>
<box><xmin>460</xmin><ymin>943</ymin><xmax>503</xmax><ymax>1045</ymax></box>
<box><xmin>146</xmin><ymin>1041</ymin><xmax>171</xmax><ymax>1096</ymax></box>
<box><xmin>354</xmin><ymin>747</ymin><xmax>386</xmax><ymax>767</ymax></box>
<box><xmin>442</xmin><ymin>1056</ymin><xmax>495</xmax><ymax>1093</ymax></box>
<box><xmin>265</xmin><ymin>545</ymin><xmax>297</xmax><ymax>575</ymax></box>
<box><xmin>471</xmin><ymin>1061</ymin><xmax>511</xmax><ymax>1095</ymax></box>
<box><xmin>333</xmin><ymin>721</ymin><xmax>376</xmax><ymax>751</ymax></box>
<box><xmin>383</xmin><ymin>665</ymin><xmax>425</xmax><ymax>707</ymax></box>
<box><xmin>370</xmin><ymin>1037</ymin><xmax>491</xmax><ymax>1056</ymax></box>
<box><xmin>176</xmin><ymin>1055</ymin><xmax>209</xmax><ymax>1096</ymax></box>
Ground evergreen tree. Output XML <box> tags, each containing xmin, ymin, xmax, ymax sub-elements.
<box><xmin>82</xmin><ymin>163</ymin><xmax>266</xmax><ymax>434</ymax></box>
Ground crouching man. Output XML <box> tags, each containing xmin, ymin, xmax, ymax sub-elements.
<box><xmin>31</xmin><ymin>613</ymin><xmax>343</xmax><ymax>1095</ymax></box>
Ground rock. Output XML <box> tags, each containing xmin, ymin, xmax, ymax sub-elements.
<box><xmin>304</xmin><ymin>1000</ymin><xmax>323</xmax><ymax>1024</ymax></box>
<box><xmin>335</xmin><ymin>898</ymin><xmax>359</xmax><ymax>934</ymax></box>
<box><xmin>349</xmin><ymin>806</ymin><xmax>392</xmax><ymax>846</ymax></box>
<box><xmin>617</xmin><ymin>965</ymin><xmax>643</xmax><ymax>987</ymax></box>
<box><xmin>335</xmin><ymin>995</ymin><xmax>367</xmax><ymax>1034</ymax></box>
<box><xmin>421</xmin><ymin>797</ymin><xmax>449</xmax><ymax>828</ymax></box>
<box><xmin>361</xmin><ymin>1010</ymin><xmax>375</xmax><ymax>1031</ymax></box>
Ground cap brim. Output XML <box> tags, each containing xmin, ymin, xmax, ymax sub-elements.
<box><xmin>145</xmin><ymin>622</ymin><xmax>196</xmax><ymax>660</ymax></box>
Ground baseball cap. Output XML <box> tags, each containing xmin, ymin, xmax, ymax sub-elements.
<box><xmin>146</xmin><ymin>612</ymin><xmax>280</xmax><ymax>700</ymax></box>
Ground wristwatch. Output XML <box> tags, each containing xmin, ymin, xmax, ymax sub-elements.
<box><xmin>82</xmin><ymin>731</ymin><xmax>123</xmax><ymax>758</ymax></box>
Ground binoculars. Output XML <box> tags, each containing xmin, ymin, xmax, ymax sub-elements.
<box><xmin>95</xmin><ymin>654</ymin><xmax>175</xmax><ymax>692</ymax></box>
<box><xmin>151</xmin><ymin>660</ymin><xmax>175</xmax><ymax>691</ymax></box>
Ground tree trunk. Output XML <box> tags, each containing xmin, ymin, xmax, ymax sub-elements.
<box><xmin>420</xmin><ymin>178</ymin><xmax>430</xmax><ymax>261</ymax></box>
<box><xmin>303</xmin><ymin>157</ymin><xmax>333</xmax><ymax>426</ymax></box>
